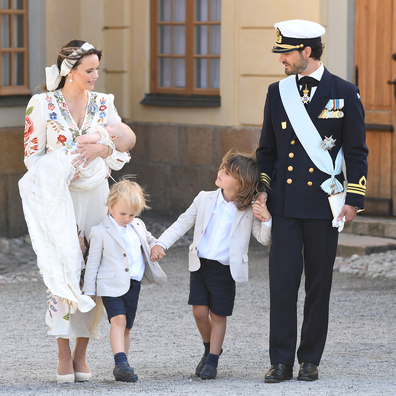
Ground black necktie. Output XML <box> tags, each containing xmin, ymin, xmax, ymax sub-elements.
<box><xmin>298</xmin><ymin>76</ymin><xmax>319</xmax><ymax>107</ymax></box>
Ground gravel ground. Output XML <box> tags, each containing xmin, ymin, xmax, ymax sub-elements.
<box><xmin>1</xmin><ymin>214</ymin><xmax>396</xmax><ymax>395</ymax></box>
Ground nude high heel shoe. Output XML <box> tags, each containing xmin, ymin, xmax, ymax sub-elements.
<box><xmin>74</xmin><ymin>371</ymin><xmax>92</xmax><ymax>382</ymax></box>
<box><xmin>57</xmin><ymin>373</ymin><xmax>75</xmax><ymax>383</ymax></box>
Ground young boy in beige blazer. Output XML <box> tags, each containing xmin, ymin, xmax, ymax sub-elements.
<box><xmin>150</xmin><ymin>151</ymin><xmax>271</xmax><ymax>380</ymax></box>
<box><xmin>83</xmin><ymin>178</ymin><xmax>167</xmax><ymax>383</ymax></box>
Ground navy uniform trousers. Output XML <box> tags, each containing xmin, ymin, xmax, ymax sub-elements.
<box><xmin>269</xmin><ymin>216</ymin><xmax>338</xmax><ymax>366</ymax></box>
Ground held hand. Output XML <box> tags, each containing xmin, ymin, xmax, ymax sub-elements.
<box><xmin>337</xmin><ymin>204</ymin><xmax>357</xmax><ymax>223</ymax></box>
<box><xmin>150</xmin><ymin>245</ymin><xmax>166</xmax><ymax>261</ymax></box>
<box><xmin>72</xmin><ymin>143</ymin><xmax>107</xmax><ymax>168</ymax></box>
<box><xmin>253</xmin><ymin>192</ymin><xmax>268</xmax><ymax>222</ymax></box>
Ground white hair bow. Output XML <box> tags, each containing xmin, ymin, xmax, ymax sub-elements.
<box><xmin>45</xmin><ymin>42</ymin><xmax>95</xmax><ymax>91</ymax></box>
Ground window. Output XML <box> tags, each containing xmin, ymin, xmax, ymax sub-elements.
<box><xmin>149</xmin><ymin>0</ymin><xmax>221</xmax><ymax>101</ymax></box>
<box><xmin>0</xmin><ymin>0</ymin><xmax>29</xmax><ymax>96</ymax></box>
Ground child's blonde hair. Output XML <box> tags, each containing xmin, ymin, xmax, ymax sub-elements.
<box><xmin>107</xmin><ymin>176</ymin><xmax>150</xmax><ymax>215</ymax></box>
<box><xmin>219</xmin><ymin>151</ymin><xmax>268</xmax><ymax>211</ymax></box>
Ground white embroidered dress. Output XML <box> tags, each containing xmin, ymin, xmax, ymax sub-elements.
<box><xmin>21</xmin><ymin>89</ymin><xmax>124</xmax><ymax>339</ymax></box>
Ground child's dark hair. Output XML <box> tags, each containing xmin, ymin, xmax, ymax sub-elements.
<box><xmin>219</xmin><ymin>150</ymin><xmax>268</xmax><ymax>211</ymax></box>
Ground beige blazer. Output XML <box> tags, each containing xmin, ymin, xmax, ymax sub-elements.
<box><xmin>157</xmin><ymin>189</ymin><xmax>271</xmax><ymax>283</ymax></box>
<box><xmin>83</xmin><ymin>216</ymin><xmax>167</xmax><ymax>297</ymax></box>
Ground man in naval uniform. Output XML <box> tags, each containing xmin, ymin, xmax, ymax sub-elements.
<box><xmin>256</xmin><ymin>19</ymin><xmax>368</xmax><ymax>383</ymax></box>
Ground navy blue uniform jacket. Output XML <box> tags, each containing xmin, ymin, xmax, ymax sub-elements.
<box><xmin>257</xmin><ymin>68</ymin><xmax>368</xmax><ymax>219</ymax></box>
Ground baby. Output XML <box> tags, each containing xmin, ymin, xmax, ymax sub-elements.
<box><xmin>67</xmin><ymin>122</ymin><xmax>135</xmax><ymax>191</ymax></box>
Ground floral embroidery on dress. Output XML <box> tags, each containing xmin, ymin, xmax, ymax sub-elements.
<box><xmin>57</xmin><ymin>135</ymin><xmax>67</xmax><ymax>146</ymax></box>
<box><xmin>24</xmin><ymin>106</ymin><xmax>39</xmax><ymax>158</ymax></box>
<box><xmin>97</xmin><ymin>96</ymin><xmax>108</xmax><ymax>126</ymax></box>
<box><xmin>53</xmin><ymin>90</ymin><xmax>97</xmax><ymax>139</ymax></box>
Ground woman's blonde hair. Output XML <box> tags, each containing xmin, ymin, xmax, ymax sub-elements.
<box><xmin>107</xmin><ymin>176</ymin><xmax>150</xmax><ymax>215</ymax></box>
<box><xmin>219</xmin><ymin>150</ymin><xmax>268</xmax><ymax>211</ymax></box>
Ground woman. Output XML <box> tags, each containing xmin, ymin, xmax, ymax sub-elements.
<box><xmin>22</xmin><ymin>40</ymin><xmax>134</xmax><ymax>383</ymax></box>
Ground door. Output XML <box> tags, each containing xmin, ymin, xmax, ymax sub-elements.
<box><xmin>354</xmin><ymin>0</ymin><xmax>396</xmax><ymax>215</ymax></box>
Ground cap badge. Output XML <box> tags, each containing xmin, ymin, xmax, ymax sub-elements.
<box><xmin>276</xmin><ymin>28</ymin><xmax>282</xmax><ymax>44</ymax></box>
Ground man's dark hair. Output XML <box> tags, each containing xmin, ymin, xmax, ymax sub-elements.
<box><xmin>298</xmin><ymin>42</ymin><xmax>324</xmax><ymax>61</ymax></box>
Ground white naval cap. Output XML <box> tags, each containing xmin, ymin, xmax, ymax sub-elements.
<box><xmin>272</xmin><ymin>19</ymin><xmax>325</xmax><ymax>53</ymax></box>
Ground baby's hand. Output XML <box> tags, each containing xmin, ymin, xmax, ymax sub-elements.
<box><xmin>151</xmin><ymin>245</ymin><xmax>166</xmax><ymax>261</ymax></box>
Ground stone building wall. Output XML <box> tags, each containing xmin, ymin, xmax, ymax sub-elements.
<box><xmin>0</xmin><ymin>128</ymin><xmax>27</xmax><ymax>237</ymax></box>
<box><xmin>117</xmin><ymin>122</ymin><xmax>261</xmax><ymax>216</ymax></box>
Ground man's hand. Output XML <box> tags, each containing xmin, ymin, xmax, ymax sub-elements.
<box><xmin>337</xmin><ymin>204</ymin><xmax>357</xmax><ymax>223</ymax></box>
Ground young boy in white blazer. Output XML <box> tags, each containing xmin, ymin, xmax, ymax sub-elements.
<box><xmin>83</xmin><ymin>178</ymin><xmax>167</xmax><ymax>383</ymax></box>
<box><xmin>150</xmin><ymin>151</ymin><xmax>271</xmax><ymax>380</ymax></box>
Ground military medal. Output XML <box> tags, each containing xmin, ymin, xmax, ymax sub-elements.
<box><xmin>301</xmin><ymin>85</ymin><xmax>310</xmax><ymax>104</ymax></box>
<box><xmin>88</xmin><ymin>99</ymin><xmax>98</xmax><ymax>115</ymax></box>
<box><xmin>320</xmin><ymin>135</ymin><xmax>336</xmax><ymax>151</ymax></box>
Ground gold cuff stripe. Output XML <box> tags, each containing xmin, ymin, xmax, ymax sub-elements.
<box><xmin>273</xmin><ymin>43</ymin><xmax>304</xmax><ymax>50</ymax></box>
<box><xmin>348</xmin><ymin>182</ymin><xmax>366</xmax><ymax>191</ymax></box>
<box><xmin>261</xmin><ymin>173</ymin><xmax>271</xmax><ymax>184</ymax></box>
<box><xmin>346</xmin><ymin>187</ymin><xmax>366</xmax><ymax>196</ymax></box>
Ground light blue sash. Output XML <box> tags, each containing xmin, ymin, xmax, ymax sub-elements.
<box><xmin>279</xmin><ymin>76</ymin><xmax>343</xmax><ymax>195</ymax></box>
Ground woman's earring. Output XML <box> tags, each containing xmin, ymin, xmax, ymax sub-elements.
<box><xmin>69</xmin><ymin>78</ymin><xmax>73</xmax><ymax>83</ymax></box>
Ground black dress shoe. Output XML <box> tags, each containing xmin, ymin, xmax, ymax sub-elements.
<box><xmin>264</xmin><ymin>363</ymin><xmax>293</xmax><ymax>383</ymax></box>
<box><xmin>297</xmin><ymin>362</ymin><xmax>318</xmax><ymax>381</ymax></box>
<box><xmin>200</xmin><ymin>364</ymin><xmax>217</xmax><ymax>380</ymax></box>
<box><xmin>195</xmin><ymin>348</ymin><xmax>222</xmax><ymax>377</ymax></box>
<box><xmin>113</xmin><ymin>362</ymin><xmax>138</xmax><ymax>382</ymax></box>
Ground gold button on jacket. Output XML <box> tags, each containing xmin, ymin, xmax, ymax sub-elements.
<box><xmin>288</xmin><ymin>166</ymin><xmax>293</xmax><ymax>171</ymax></box>
<box><xmin>309</xmin><ymin>168</ymin><xmax>314</xmax><ymax>173</ymax></box>
<box><xmin>287</xmin><ymin>179</ymin><xmax>292</xmax><ymax>184</ymax></box>
<box><xmin>289</xmin><ymin>153</ymin><xmax>294</xmax><ymax>158</ymax></box>
<box><xmin>307</xmin><ymin>181</ymin><xmax>313</xmax><ymax>186</ymax></box>
<box><xmin>291</xmin><ymin>140</ymin><xmax>295</xmax><ymax>145</ymax></box>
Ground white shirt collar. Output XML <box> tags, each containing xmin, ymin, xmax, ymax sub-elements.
<box><xmin>108</xmin><ymin>214</ymin><xmax>129</xmax><ymax>233</ymax></box>
<box><xmin>298</xmin><ymin>61</ymin><xmax>324</xmax><ymax>82</ymax></box>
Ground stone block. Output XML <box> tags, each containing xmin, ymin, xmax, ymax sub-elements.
<box><xmin>150</xmin><ymin>124</ymin><xmax>180</xmax><ymax>164</ymax></box>
<box><xmin>212</xmin><ymin>127</ymin><xmax>223</xmax><ymax>167</ymax></box>
<box><xmin>187</xmin><ymin>126</ymin><xmax>213</xmax><ymax>166</ymax></box>
<box><xmin>179</xmin><ymin>126</ymin><xmax>188</xmax><ymax>165</ymax></box>
<box><xmin>0</xmin><ymin>128</ymin><xmax>25</xmax><ymax>175</ymax></box>
<box><xmin>128</xmin><ymin>122</ymin><xmax>149</xmax><ymax>162</ymax></box>
<box><xmin>116</xmin><ymin>162</ymin><xmax>171</xmax><ymax>213</ymax></box>
<box><xmin>201</xmin><ymin>168</ymin><xmax>218</xmax><ymax>192</ymax></box>
<box><xmin>170</xmin><ymin>166</ymin><xmax>201</xmax><ymax>215</ymax></box>
<box><xmin>7</xmin><ymin>174</ymin><xmax>27</xmax><ymax>238</ymax></box>
<box><xmin>221</xmin><ymin>128</ymin><xmax>255</xmax><ymax>156</ymax></box>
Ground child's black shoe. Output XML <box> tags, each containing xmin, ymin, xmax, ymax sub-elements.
<box><xmin>195</xmin><ymin>355</ymin><xmax>207</xmax><ymax>376</ymax></box>
<box><xmin>200</xmin><ymin>364</ymin><xmax>217</xmax><ymax>380</ymax></box>
<box><xmin>113</xmin><ymin>362</ymin><xmax>138</xmax><ymax>382</ymax></box>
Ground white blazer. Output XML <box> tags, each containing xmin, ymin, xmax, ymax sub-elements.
<box><xmin>83</xmin><ymin>216</ymin><xmax>167</xmax><ymax>297</ymax></box>
<box><xmin>157</xmin><ymin>189</ymin><xmax>271</xmax><ymax>283</ymax></box>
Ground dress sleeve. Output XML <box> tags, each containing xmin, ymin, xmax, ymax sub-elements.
<box><xmin>106</xmin><ymin>94</ymin><xmax>122</xmax><ymax>126</ymax></box>
<box><xmin>24</xmin><ymin>94</ymin><xmax>47</xmax><ymax>170</ymax></box>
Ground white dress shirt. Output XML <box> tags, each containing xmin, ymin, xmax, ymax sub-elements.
<box><xmin>198</xmin><ymin>191</ymin><xmax>236</xmax><ymax>266</ymax></box>
<box><xmin>109</xmin><ymin>215</ymin><xmax>145</xmax><ymax>281</ymax></box>
<box><xmin>298</xmin><ymin>61</ymin><xmax>324</xmax><ymax>101</ymax></box>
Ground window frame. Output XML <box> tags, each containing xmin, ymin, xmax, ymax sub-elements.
<box><xmin>0</xmin><ymin>0</ymin><xmax>30</xmax><ymax>96</ymax></box>
<box><xmin>150</xmin><ymin>0</ymin><xmax>220</xmax><ymax>96</ymax></box>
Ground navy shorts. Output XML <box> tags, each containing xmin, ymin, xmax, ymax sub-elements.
<box><xmin>188</xmin><ymin>258</ymin><xmax>236</xmax><ymax>316</ymax></box>
<box><xmin>102</xmin><ymin>279</ymin><xmax>141</xmax><ymax>329</ymax></box>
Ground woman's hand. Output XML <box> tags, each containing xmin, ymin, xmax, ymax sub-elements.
<box><xmin>71</xmin><ymin>143</ymin><xmax>108</xmax><ymax>168</ymax></box>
